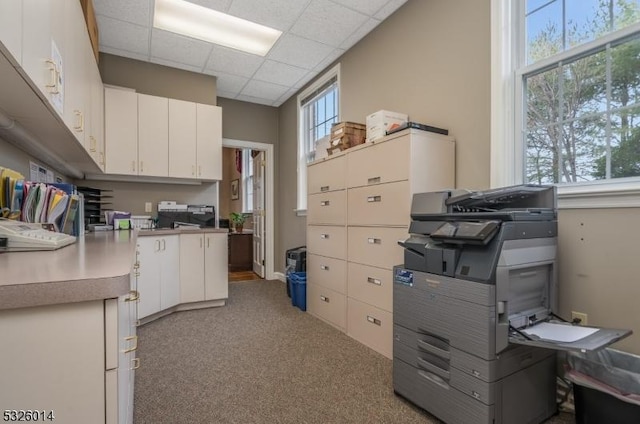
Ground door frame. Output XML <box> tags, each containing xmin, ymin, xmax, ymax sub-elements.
<box><xmin>222</xmin><ymin>138</ymin><xmax>274</xmax><ymax>280</ymax></box>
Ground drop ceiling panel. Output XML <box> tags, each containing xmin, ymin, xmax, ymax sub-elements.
<box><xmin>313</xmin><ymin>48</ymin><xmax>344</xmax><ymax>72</ymax></box>
<box><xmin>93</xmin><ymin>0</ymin><xmax>151</xmax><ymax>26</ymax></box>
<box><xmin>212</xmin><ymin>72</ymin><xmax>250</xmax><ymax>93</ymax></box>
<box><xmin>241</xmin><ymin>79</ymin><xmax>289</xmax><ymax>100</ymax></box>
<box><xmin>330</xmin><ymin>0</ymin><xmax>390</xmax><ymax>16</ymax></box>
<box><xmin>236</xmin><ymin>94</ymin><xmax>274</xmax><ymax>106</ymax></box>
<box><xmin>290</xmin><ymin>0</ymin><xmax>369</xmax><ymax>47</ymax></box>
<box><xmin>97</xmin><ymin>16</ymin><xmax>150</xmax><ymax>56</ymax></box>
<box><xmin>186</xmin><ymin>0</ymin><xmax>232</xmax><ymax>12</ymax></box>
<box><xmin>100</xmin><ymin>46</ymin><xmax>151</xmax><ymax>62</ymax></box>
<box><xmin>205</xmin><ymin>45</ymin><xmax>264</xmax><ymax>78</ymax></box>
<box><xmin>268</xmin><ymin>34</ymin><xmax>334</xmax><ymax>70</ymax></box>
<box><xmin>253</xmin><ymin>60</ymin><xmax>308</xmax><ymax>87</ymax></box>
<box><xmin>150</xmin><ymin>29</ymin><xmax>213</xmax><ymax>68</ymax></box>
<box><xmin>374</xmin><ymin>0</ymin><xmax>407</xmax><ymax>20</ymax></box>
<box><xmin>150</xmin><ymin>57</ymin><xmax>204</xmax><ymax>73</ymax></box>
<box><xmin>340</xmin><ymin>18</ymin><xmax>380</xmax><ymax>50</ymax></box>
<box><xmin>227</xmin><ymin>0</ymin><xmax>311</xmax><ymax>31</ymax></box>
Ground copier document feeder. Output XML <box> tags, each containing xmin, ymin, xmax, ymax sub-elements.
<box><xmin>393</xmin><ymin>185</ymin><xmax>631</xmax><ymax>424</ymax></box>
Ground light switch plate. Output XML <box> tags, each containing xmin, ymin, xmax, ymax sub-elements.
<box><xmin>145</xmin><ymin>202</ymin><xmax>152</xmax><ymax>213</ymax></box>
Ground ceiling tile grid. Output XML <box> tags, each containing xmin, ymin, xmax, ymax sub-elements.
<box><xmin>94</xmin><ymin>0</ymin><xmax>408</xmax><ymax>106</ymax></box>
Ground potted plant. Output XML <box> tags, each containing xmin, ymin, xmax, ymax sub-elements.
<box><xmin>229</xmin><ymin>212</ymin><xmax>246</xmax><ymax>233</ymax></box>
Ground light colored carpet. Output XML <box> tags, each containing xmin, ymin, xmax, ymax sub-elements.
<box><xmin>133</xmin><ymin>279</ymin><xmax>575</xmax><ymax>424</ymax></box>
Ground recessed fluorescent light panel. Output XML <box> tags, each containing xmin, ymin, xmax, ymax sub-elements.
<box><xmin>154</xmin><ymin>0</ymin><xmax>282</xmax><ymax>56</ymax></box>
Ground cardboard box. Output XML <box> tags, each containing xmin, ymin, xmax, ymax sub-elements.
<box><xmin>366</xmin><ymin>110</ymin><xmax>408</xmax><ymax>142</ymax></box>
<box><xmin>331</xmin><ymin>121</ymin><xmax>366</xmax><ymax>138</ymax></box>
<box><xmin>80</xmin><ymin>0</ymin><xmax>99</xmax><ymax>64</ymax></box>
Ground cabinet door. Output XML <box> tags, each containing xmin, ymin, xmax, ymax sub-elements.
<box><xmin>22</xmin><ymin>0</ymin><xmax>66</xmax><ymax>114</ymax></box>
<box><xmin>116</xmin><ymin>295</ymin><xmax>132</xmax><ymax>424</ymax></box>
<box><xmin>63</xmin><ymin>0</ymin><xmax>88</xmax><ymax>146</ymax></box>
<box><xmin>0</xmin><ymin>0</ymin><xmax>22</xmax><ymax>63</ymax></box>
<box><xmin>179</xmin><ymin>233</ymin><xmax>205</xmax><ymax>303</ymax></box>
<box><xmin>138</xmin><ymin>94</ymin><xmax>169</xmax><ymax>177</ymax></box>
<box><xmin>169</xmin><ymin>99</ymin><xmax>197</xmax><ymax>178</ymax></box>
<box><xmin>160</xmin><ymin>235</ymin><xmax>180</xmax><ymax>310</ymax></box>
<box><xmin>105</xmin><ymin>87</ymin><xmax>138</xmax><ymax>175</ymax></box>
<box><xmin>196</xmin><ymin>104</ymin><xmax>222</xmax><ymax>180</ymax></box>
<box><xmin>137</xmin><ymin>237</ymin><xmax>161</xmax><ymax>318</ymax></box>
<box><xmin>204</xmin><ymin>233</ymin><xmax>228</xmax><ymax>300</ymax></box>
<box><xmin>88</xmin><ymin>54</ymin><xmax>104</xmax><ymax>170</ymax></box>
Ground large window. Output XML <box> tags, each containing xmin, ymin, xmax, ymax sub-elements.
<box><xmin>522</xmin><ymin>0</ymin><xmax>640</xmax><ymax>185</ymax></box>
<box><xmin>242</xmin><ymin>149</ymin><xmax>253</xmax><ymax>213</ymax></box>
<box><xmin>493</xmin><ymin>0</ymin><xmax>640</xmax><ymax>202</ymax></box>
<box><xmin>297</xmin><ymin>65</ymin><xmax>340</xmax><ymax>212</ymax></box>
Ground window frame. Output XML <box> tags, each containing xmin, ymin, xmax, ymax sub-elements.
<box><xmin>242</xmin><ymin>149</ymin><xmax>254</xmax><ymax>213</ymax></box>
<box><xmin>296</xmin><ymin>64</ymin><xmax>341</xmax><ymax>215</ymax></box>
<box><xmin>491</xmin><ymin>0</ymin><xmax>640</xmax><ymax>208</ymax></box>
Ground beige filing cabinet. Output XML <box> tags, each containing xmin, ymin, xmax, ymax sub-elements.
<box><xmin>307</xmin><ymin>128</ymin><xmax>455</xmax><ymax>359</ymax></box>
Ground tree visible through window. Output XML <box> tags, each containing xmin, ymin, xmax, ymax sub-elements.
<box><xmin>523</xmin><ymin>0</ymin><xmax>640</xmax><ymax>184</ymax></box>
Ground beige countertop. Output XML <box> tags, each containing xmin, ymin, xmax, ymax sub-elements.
<box><xmin>138</xmin><ymin>227</ymin><xmax>229</xmax><ymax>236</ymax></box>
<box><xmin>0</xmin><ymin>231</ymin><xmax>137</xmax><ymax>311</ymax></box>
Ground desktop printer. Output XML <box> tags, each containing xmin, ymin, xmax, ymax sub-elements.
<box><xmin>157</xmin><ymin>202</ymin><xmax>216</xmax><ymax>229</ymax></box>
<box><xmin>393</xmin><ymin>185</ymin><xmax>631</xmax><ymax>424</ymax></box>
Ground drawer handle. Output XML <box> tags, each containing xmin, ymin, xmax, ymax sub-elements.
<box><xmin>367</xmin><ymin>237</ymin><xmax>381</xmax><ymax>244</ymax></box>
<box><xmin>125</xmin><ymin>290</ymin><xmax>140</xmax><ymax>302</ymax></box>
<box><xmin>320</xmin><ymin>295</ymin><xmax>330</xmax><ymax>303</ymax></box>
<box><xmin>367</xmin><ymin>277</ymin><xmax>381</xmax><ymax>286</ymax></box>
<box><xmin>124</xmin><ymin>335</ymin><xmax>138</xmax><ymax>353</ymax></box>
<box><xmin>320</xmin><ymin>185</ymin><xmax>330</xmax><ymax>192</ymax></box>
<box><xmin>131</xmin><ymin>358</ymin><xmax>141</xmax><ymax>370</ymax></box>
<box><xmin>367</xmin><ymin>176</ymin><xmax>381</xmax><ymax>184</ymax></box>
<box><xmin>418</xmin><ymin>370</ymin><xmax>450</xmax><ymax>390</ymax></box>
<box><xmin>366</xmin><ymin>315</ymin><xmax>381</xmax><ymax>326</ymax></box>
<box><xmin>320</xmin><ymin>265</ymin><xmax>330</xmax><ymax>271</ymax></box>
<box><xmin>320</xmin><ymin>200</ymin><xmax>330</xmax><ymax>206</ymax></box>
<box><xmin>320</xmin><ymin>234</ymin><xmax>329</xmax><ymax>239</ymax></box>
<box><xmin>367</xmin><ymin>195</ymin><xmax>382</xmax><ymax>203</ymax></box>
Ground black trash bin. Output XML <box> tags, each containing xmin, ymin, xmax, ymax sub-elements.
<box><xmin>285</xmin><ymin>246</ymin><xmax>306</xmax><ymax>297</ymax></box>
<box><xmin>566</xmin><ymin>348</ymin><xmax>640</xmax><ymax>424</ymax></box>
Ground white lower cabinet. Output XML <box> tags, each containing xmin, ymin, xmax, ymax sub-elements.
<box><xmin>137</xmin><ymin>235</ymin><xmax>180</xmax><ymax>319</ymax></box>
<box><xmin>180</xmin><ymin>233</ymin><xmax>228</xmax><ymax>303</ymax></box>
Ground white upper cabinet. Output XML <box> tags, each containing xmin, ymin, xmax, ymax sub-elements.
<box><xmin>22</xmin><ymin>0</ymin><xmax>67</xmax><ymax>114</ymax></box>
<box><xmin>138</xmin><ymin>94</ymin><xmax>169</xmax><ymax>177</ymax></box>
<box><xmin>0</xmin><ymin>0</ymin><xmax>22</xmax><ymax>63</ymax></box>
<box><xmin>196</xmin><ymin>103</ymin><xmax>222</xmax><ymax>180</ymax></box>
<box><xmin>105</xmin><ymin>87</ymin><xmax>138</xmax><ymax>175</ymax></box>
<box><xmin>169</xmin><ymin>99</ymin><xmax>197</xmax><ymax>179</ymax></box>
<box><xmin>64</xmin><ymin>0</ymin><xmax>89</xmax><ymax>147</ymax></box>
<box><xmin>88</xmin><ymin>51</ymin><xmax>104</xmax><ymax>170</ymax></box>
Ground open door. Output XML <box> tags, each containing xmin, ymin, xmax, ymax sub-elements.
<box><xmin>252</xmin><ymin>151</ymin><xmax>265</xmax><ymax>278</ymax></box>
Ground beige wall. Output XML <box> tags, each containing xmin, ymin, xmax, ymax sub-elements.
<box><xmin>217</xmin><ymin>98</ymin><xmax>278</xmax><ymax>144</ymax></box>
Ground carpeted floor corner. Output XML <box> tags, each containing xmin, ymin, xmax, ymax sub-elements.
<box><xmin>133</xmin><ymin>279</ymin><xmax>575</xmax><ymax>424</ymax></box>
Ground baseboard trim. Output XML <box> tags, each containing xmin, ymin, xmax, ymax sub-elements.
<box><xmin>274</xmin><ymin>272</ymin><xmax>286</xmax><ymax>282</ymax></box>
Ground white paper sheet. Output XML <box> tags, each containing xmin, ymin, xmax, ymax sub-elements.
<box><xmin>522</xmin><ymin>322</ymin><xmax>598</xmax><ymax>343</ymax></box>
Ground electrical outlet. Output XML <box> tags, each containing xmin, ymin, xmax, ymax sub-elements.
<box><xmin>571</xmin><ymin>311</ymin><xmax>588</xmax><ymax>325</ymax></box>
<box><xmin>145</xmin><ymin>202</ymin><xmax>152</xmax><ymax>213</ymax></box>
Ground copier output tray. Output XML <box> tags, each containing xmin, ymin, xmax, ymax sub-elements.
<box><xmin>509</xmin><ymin>321</ymin><xmax>632</xmax><ymax>353</ymax></box>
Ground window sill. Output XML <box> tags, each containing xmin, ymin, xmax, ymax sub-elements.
<box><xmin>558</xmin><ymin>179</ymin><xmax>640</xmax><ymax>209</ymax></box>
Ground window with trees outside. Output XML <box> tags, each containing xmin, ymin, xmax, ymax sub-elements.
<box><xmin>296</xmin><ymin>65</ymin><xmax>340</xmax><ymax>212</ymax></box>
<box><xmin>520</xmin><ymin>0</ymin><xmax>640</xmax><ymax>185</ymax></box>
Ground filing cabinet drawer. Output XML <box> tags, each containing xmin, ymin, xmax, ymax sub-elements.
<box><xmin>307</xmin><ymin>283</ymin><xmax>346</xmax><ymax>331</ymax></box>
<box><xmin>346</xmin><ymin>136</ymin><xmax>409</xmax><ymax>188</ymax></box>
<box><xmin>347</xmin><ymin>180</ymin><xmax>409</xmax><ymax>226</ymax></box>
<box><xmin>347</xmin><ymin>262</ymin><xmax>392</xmax><ymax>312</ymax></box>
<box><xmin>308</xmin><ymin>254</ymin><xmax>346</xmax><ymax>294</ymax></box>
<box><xmin>347</xmin><ymin>297</ymin><xmax>392</xmax><ymax>359</ymax></box>
<box><xmin>308</xmin><ymin>190</ymin><xmax>346</xmax><ymax>225</ymax></box>
<box><xmin>307</xmin><ymin>225</ymin><xmax>346</xmax><ymax>259</ymax></box>
<box><xmin>308</xmin><ymin>155</ymin><xmax>346</xmax><ymax>194</ymax></box>
<box><xmin>347</xmin><ymin>226</ymin><xmax>407</xmax><ymax>269</ymax></box>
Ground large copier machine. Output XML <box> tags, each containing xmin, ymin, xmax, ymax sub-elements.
<box><xmin>393</xmin><ymin>185</ymin><xmax>631</xmax><ymax>424</ymax></box>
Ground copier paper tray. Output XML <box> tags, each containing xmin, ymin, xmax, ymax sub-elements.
<box><xmin>509</xmin><ymin>321</ymin><xmax>632</xmax><ymax>353</ymax></box>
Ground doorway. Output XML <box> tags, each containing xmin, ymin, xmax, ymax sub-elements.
<box><xmin>221</xmin><ymin>139</ymin><xmax>274</xmax><ymax>281</ymax></box>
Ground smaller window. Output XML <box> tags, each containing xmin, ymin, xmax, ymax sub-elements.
<box><xmin>242</xmin><ymin>149</ymin><xmax>254</xmax><ymax>213</ymax></box>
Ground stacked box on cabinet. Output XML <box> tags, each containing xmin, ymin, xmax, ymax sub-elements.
<box><xmin>366</xmin><ymin>110</ymin><xmax>408</xmax><ymax>142</ymax></box>
<box><xmin>327</xmin><ymin>122</ymin><xmax>366</xmax><ymax>155</ymax></box>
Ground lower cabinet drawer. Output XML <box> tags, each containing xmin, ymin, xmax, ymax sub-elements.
<box><xmin>308</xmin><ymin>254</ymin><xmax>346</xmax><ymax>294</ymax></box>
<box><xmin>347</xmin><ymin>297</ymin><xmax>392</xmax><ymax>359</ymax></box>
<box><xmin>347</xmin><ymin>262</ymin><xmax>392</xmax><ymax>312</ymax></box>
<box><xmin>347</xmin><ymin>226</ymin><xmax>407</xmax><ymax>269</ymax></box>
<box><xmin>307</xmin><ymin>225</ymin><xmax>346</xmax><ymax>259</ymax></box>
<box><xmin>307</xmin><ymin>283</ymin><xmax>346</xmax><ymax>331</ymax></box>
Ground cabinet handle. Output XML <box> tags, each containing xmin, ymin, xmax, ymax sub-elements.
<box><xmin>89</xmin><ymin>136</ymin><xmax>96</xmax><ymax>152</ymax></box>
<box><xmin>125</xmin><ymin>290</ymin><xmax>140</xmax><ymax>302</ymax></box>
<box><xmin>320</xmin><ymin>295</ymin><xmax>330</xmax><ymax>303</ymax></box>
<box><xmin>133</xmin><ymin>261</ymin><xmax>140</xmax><ymax>270</ymax></box>
<box><xmin>320</xmin><ymin>265</ymin><xmax>329</xmax><ymax>271</ymax></box>
<box><xmin>192</xmin><ymin>165</ymin><xmax>195</xmax><ymax>176</ymax></box>
<box><xmin>320</xmin><ymin>185</ymin><xmax>330</xmax><ymax>192</ymax></box>
<box><xmin>124</xmin><ymin>335</ymin><xmax>138</xmax><ymax>353</ymax></box>
<box><xmin>199</xmin><ymin>237</ymin><xmax>203</xmax><ymax>248</ymax></box>
<box><xmin>154</xmin><ymin>240</ymin><xmax>161</xmax><ymax>252</ymax></box>
<box><xmin>45</xmin><ymin>59</ymin><xmax>59</xmax><ymax>94</ymax></box>
<box><xmin>131</xmin><ymin>358</ymin><xmax>141</xmax><ymax>370</ymax></box>
<box><xmin>161</xmin><ymin>239</ymin><xmax>166</xmax><ymax>251</ymax></box>
<box><xmin>132</xmin><ymin>161</ymin><xmax>136</xmax><ymax>172</ymax></box>
<box><xmin>367</xmin><ymin>195</ymin><xmax>382</xmax><ymax>203</ymax></box>
<box><xmin>367</xmin><ymin>315</ymin><xmax>381</xmax><ymax>326</ymax></box>
<box><xmin>73</xmin><ymin>110</ymin><xmax>84</xmax><ymax>132</ymax></box>
<box><xmin>320</xmin><ymin>200</ymin><xmax>330</xmax><ymax>206</ymax></box>
<box><xmin>367</xmin><ymin>277</ymin><xmax>382</xmax><ymax>286</ymax></box>
<box><xmin>367</xmin><ymin>237</ymin><xmax>381</xmax><ymax>244</ymax></box>
<box><xmin>100</xmin><ymin>152</ymin><xmax>105</xmax><ymax>166</ymax></box>
<box><xmin>140</xmin><ymin>161</ymin><xmax>144</xmax><ymax>172</ymax></box>
<box><xmin>199</xmin><ymin>165</ymin><xmax>202</xmax><ymax>176</ymax></box>
<box><xmin>320</xmin><ymin>234</ymin><xmax>329</xmax><ymax>239</ymax></box>
<box><xmin>207</xmin><ymin>237</ymin><xmax>210</xmax><ymax>248</ymax></box>
<box><xmin>367</xmin><ymin>176</ymin><xmax>381</xmax><ymax>184</ymax></box>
